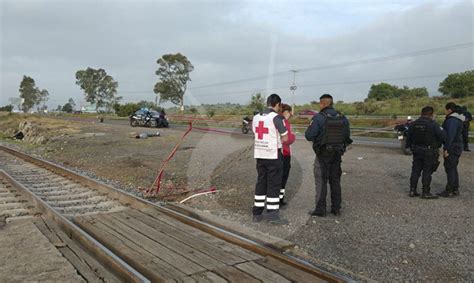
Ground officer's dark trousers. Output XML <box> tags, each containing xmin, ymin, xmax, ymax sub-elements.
<box><xmin>281</xmin><ymin>155</ymin><xmax>291</xmax><ymax>196</ymax></box>
<box><xmin>253</xmin><ymin>151</ymin><xmax>283</xmax><ymax>215</ymax></box>
<box><xmin>462</xmin><ymin>124</ymin><xmax>470</xmax><ymax>149</ymax></box>
<box><xmin>444</xmin><ymin>144</ymin><xmax>463</xmax><ymax>189</ymax></box>
<box><xmin>410</xmin><ymin>148</ymin><xmax>437</xmax><ymax>189</ymax></box>
<box><xmin>313</xmin><ymin>151</ymin><xmax>342</xmax><ymax>212</ymax></box>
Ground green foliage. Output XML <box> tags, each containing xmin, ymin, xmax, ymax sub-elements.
<box><xmin>248</xmin><ymin>93</ymin><xmax>265</xmax><ymax>112</ymax></box>
<box><xmin>206</xmin><ymin>107</ymin><xmax>216</xmax><ymax>118</ymax></box>
<box><xmin>62</xmin><ymin>103</ymin><xmax>73</xmax><ymax>113</ymax></box>
<box><xmin>368</xmin><ymin>83</ymin><xmax>428</xmax><ymax>101</ymax></box>
<box><xmin>439</xmin><ymin>70</ymin><xmax>474</xmax><ymax>98</ymax></box>
<box><xmin>0</xmin><ymin>105</ymin><xmax>13</xmax><ymax>112</ymax></box>
<box><xmin>68</xmin><ymin>98</ymin><xmax>76</xmax><ymax>108</ymax></box>
<box><xmin>19</xmin><ymin>76</ymin><xmax>48</xmax><ymax>112</ymax></box>
<box><xmin>189</xmin><ymin>107</ymin><xmax>198</xmax><ymax>114</ymax></box>
<box><xmin>154</xmin><ymin>53</ymin><xmax>194</xmax><ymax>108</ymax></box>
<box><xmin>75</xmin><ymin>67</ymin><xmax>119</xmax><ymax>110</ymax></box>
<box><xmin>112</xmin><ymin>101</ymin><xmax>161</xmax><ymax>117</ymax></box>
<box><xmin>113</xmin><ymin>103</ymin><xmax>140</xmax><ymax>117</ymax></box>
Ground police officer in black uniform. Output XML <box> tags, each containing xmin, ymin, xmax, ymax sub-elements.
<box><xmin>438</xmin><ymin>103</ymin><xmax>465</xmax><ymax>197</ymax></box>
<box><xmin>460</xmin><ymin>106</ymin><xmax>472</xmax><ymax>152</ymax></box>
<box><xmin>305</xmin><ymin>94</ymin><xmax>352</xmax><ymax>217</ymax></box>
<box><xmin>406</xmin><ymin>106</ymin><xmax>445</xmax><ymax>199</ymax></box>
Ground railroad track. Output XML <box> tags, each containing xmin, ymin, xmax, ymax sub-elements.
<box><xmin>0</xmin><ymin>144</ymin><xmax>354</xmax><ymax>283</ymax></box>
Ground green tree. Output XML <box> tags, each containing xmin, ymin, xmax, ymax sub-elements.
<box><xmin>37</xmin><ymin>89</ymin><xmax>49</xmax><ymax>110</ymax></box>
<box><xmin>439</xmin><ymin>70</ymin><xmax>474</xmax><ymax>98</ymax></box>
<box><xmin>75</xmin><ymin>67</ymin><xmax>119</xmax><ymax>110</ymax></box>
<box><xmin>68</xmin><ymin>98</ymin><xmax>76</xmax><ymax>109</ymax></box>
<box><xmin>367</xmin><ymin>83</ymin><xmax>398</xmax><ymax>101</ymax></box>
<box><xmin>19</xmin><ymin>76</ymin><xmax>39</xmax><ymax>112</ymax></box>
<box><xmin>248</xmin><ymin>93</ymin><xmax>265</xmax><ymax>111</ymax></box>
<box><xmin>62</xmin><ymin>103</ymin><xmax>73</xmax><ymax>113</ymax></box>
<box><xmin>0</xmin><ymin>105</ymin><xmax>13</xmax><ymax>112</ymax></box>
<box><xmin>154</xmin><ymin>53</ymin><xmax>194</xmax><ymax>112</ymax></box>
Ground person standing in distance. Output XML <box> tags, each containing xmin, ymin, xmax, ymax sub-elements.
<box><xmin>279</xmin><ymin>104</ymin><xmax>296</xmax><ymax>207</ymax></box>
<box><xmin>460</xmin><ymin>106</ymin><xmax>472</xmax><ymax>152</ymax></box>
<box><xmin>305</xmin><ymin>94</ymin><xmax>352</xmax><ymax>217</ymax></box>
<box><xmin>252</xmin><ymin>94</ymin><xmax>289</xmax><ymax>225</ymax></box>
<box><xmin>405</xmin><ymin>106</ymin><xmax>445</xmax><ymax>199</ymax></box>
<box><xmin>438</xmin><ymin>103</ymin><xmax>465</xmax><ymax>197</ymax></box>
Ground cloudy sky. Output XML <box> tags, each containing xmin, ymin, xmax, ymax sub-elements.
<box><xmin>1</xmin><ymin>0</ymin><xmax>472</xmax><ymax>109</ymax></box>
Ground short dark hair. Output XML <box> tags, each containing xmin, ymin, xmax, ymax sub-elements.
<box><xmin>279</xmin><ymin>103</ymin><xmax>292</xmax><ymax>113</ymax></box>
<box><xmin>319</xmin><ymin>94</ymin><xmax>333</xmax><ymax>100</ymax></box>
<box><xmin>421</xmin><ymin>106</ymin><xmax>434</xmax><ymax>116</ymax></box>
<box><xmin>445</xmin><ymin>102</ymin><xmax>456</xmax><ymax>111</ymax></box>
<box><xmin>267</xmin><ymin>93</ymin><xmax>281</xmax><ymax>107</ymax></box>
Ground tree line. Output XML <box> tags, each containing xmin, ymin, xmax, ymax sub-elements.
<box><xmin>7</xmin><ymin>53</ymin><xmax>193</xmax><ymax>113</ymax></box>
<box><xmin>2</xmin><ymin>64</ymin><xmax>473</xmax><ymax>113</ymax></box>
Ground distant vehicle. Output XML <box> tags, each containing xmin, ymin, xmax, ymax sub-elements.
<box><xmin>394</xmin><ymin>116</ymin><xmax>413</xmax><ymax>155</ymax></box>
<box><xmin>73</xmin><ymin>110</ymin><xmax>82</xmax><ymax>114</ymax></box>
<box><xmin>242</xmin><ymin>116</ymin><xmax>252</xmax><ymax>134</ymax></box>
<box><xmin>130</xmin><ymin>109</ymin><xmax>169</xmax><ymax>128</ymax></box>
<box><xmin>297</xmin><ymin>110</ymin><xmax>318</xmax><ymax>119</ymax></box>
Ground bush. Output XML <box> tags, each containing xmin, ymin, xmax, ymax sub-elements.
<box><xmin>114</xmin><ymin>103</ymin><xmax>140</xmax><ymax>117</ymax></box>
<box><xmin>0</xmin><ymin>105</ymin><xmax>13</xmax><ymax>112</ymax></box>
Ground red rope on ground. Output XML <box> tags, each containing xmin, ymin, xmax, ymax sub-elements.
<box><xmin>146</xmin><ymin>121</ymin><xmax>194</xmax><ymax>196</ymax></box>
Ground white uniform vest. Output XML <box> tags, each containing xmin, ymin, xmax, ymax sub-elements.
<box><xmin>253</xmin><ymin>112</ymin><xmax>282</xmax><ymax>159</ymax></box>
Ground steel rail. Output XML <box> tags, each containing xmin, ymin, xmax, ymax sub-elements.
<box><xmin>0</xmin><ymin>144</ymin><xmax>354</xmax><ymax>282</ymax></box>
<box><xmin>0</xmin><ymin>169</ymin><xmax>150</xmax><ymax>283</ymax></box>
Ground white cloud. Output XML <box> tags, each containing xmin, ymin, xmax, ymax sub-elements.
<box><xmin>0</xmin><ymin>0</ymin><xmax>472</xmax><ymax>108</ymax></box>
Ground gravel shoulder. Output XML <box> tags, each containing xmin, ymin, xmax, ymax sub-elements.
<box><xmin>1</xmin><ymin>115</ymin><xmax>472</xmax><ymax>281</ymax></box>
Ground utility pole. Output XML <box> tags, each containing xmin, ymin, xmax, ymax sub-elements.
<box><xmin>289</xmin><ymin>70</ymin><xmax>298</xmax><ymax>114</ymax></box>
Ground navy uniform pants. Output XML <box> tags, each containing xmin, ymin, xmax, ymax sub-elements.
<box><xmin>444</xmin><ymin>143</ymin><xmax>463</xmax><ymax>190</ymax></box>
<box><xmin>313</xmin><ymin>151</ymin><xmax>342</xmax><ymax>212</ymax></box>
<box><xmin>253</xmin><ymin>151</ymin><xmax>283</xmax><ymax>215</ymax></box>
<box><xmin>410</xmin><ymin>147</ymin><xmax>438</xmax><ymax>189</ymax></box>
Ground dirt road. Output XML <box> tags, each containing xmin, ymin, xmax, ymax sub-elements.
<box><xmin>1</xmin><ymin>115</ymin><xmax>472</xmax><ymax>281</ymax></box>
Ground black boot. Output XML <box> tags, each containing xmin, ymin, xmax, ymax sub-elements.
<box><xmin>421</xmin><ymin>187</ymin><xmax>438</xmax><ymax>199</ymax></box>
<box><xmin>279</xmin><ymin>197</ymin><xmax>288</xmax><ymax>208</ymax></box>
<box><xmin>452</xmin><ymin>187</ymin><xmax>460</xmax><ymax>196</ymax></box>
<box><xmin>409</xmin><ymin>187</ymin><xmax>420</xmax><ymax>197</ymax></box>
<box><xmin>437</xmin><ymin>186</ymin><xmax>453</xmax><ymax>198</ymax></box>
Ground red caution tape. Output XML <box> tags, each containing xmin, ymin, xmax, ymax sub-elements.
<box><xmin>146</xmin><ymin>121</ymin><xmax>194</xmax><ymax>196</ymax></box>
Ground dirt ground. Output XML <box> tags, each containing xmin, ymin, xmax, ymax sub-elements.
<box><xmin>1</xmin><ymin>115</ymin><xmax>472</xmax><ymax>281</ymax></box>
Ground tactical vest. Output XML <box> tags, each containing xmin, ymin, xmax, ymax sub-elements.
<box><xmin>252</xmin><ymin>112</ymin><xmax>281</xmax><ymax>159</ymax></box>
<box><xmin>321</xmin><ymin>111</ymin><xmax>345</xmax><ymax>146</ymax></box>
<box><xmin>411</xmin><ymin>118</ymin><xmax>433</xmax><ymax>146</ymax></box>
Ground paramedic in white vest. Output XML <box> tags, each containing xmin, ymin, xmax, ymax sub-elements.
<box><xmin>252</xmin><ymin>94</ymin><xmax>289</xmax><ymax>225</ymax></box>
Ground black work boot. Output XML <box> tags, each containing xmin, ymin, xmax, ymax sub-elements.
<box><xmin>409</xmin><ymin>187</ymin><xmax>420</xmax><ymax>197</ymax></box>
<box><xmin>437</xmin><ymin>186</ymin><xmax>454</xmax><ymax>198</ymax></box>
<box><xmin>279</xmin><ymin>197</ymin><xmax>288</xmax><ymax>209</ymax></box>
<box><xmin>452</xmin><ymin>187</ymin><xmax>460</xmax><ymax>196</ymax></box>
<box><xmin>310</xmin><ymin>208</ymin><xmax>327</xmax><ymax>217</ymax></box>
<box><xmin>266</xmin><ymin>211</ymin><xmax>289</xmax><ymax>225</ymax></box>
<box><xmin>421</xmin><ymin>187</ymin><xmax>438</xmax><ymax>199</ymax></box>
<box><xmin>330</xmin><ymin>208</ymin><xmax>341</xmax><ymax>216</ymax></box>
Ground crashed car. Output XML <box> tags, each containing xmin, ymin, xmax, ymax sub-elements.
<box><xmin>129</xmin><ymin>109</ymin><xmax>169</xmax><ymax>128</ymax></box>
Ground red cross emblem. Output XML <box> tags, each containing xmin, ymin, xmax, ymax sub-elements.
<box><xmin>255</xmin><ymin>121</ymin><xmax>269</xmax><ymax>140</ymax></box>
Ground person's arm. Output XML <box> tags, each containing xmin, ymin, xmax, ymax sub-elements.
<box><xmin>343</xmin><ymin>116</ymin><xmax>353</xmax><ymax>145</ymax></box>
<box><xmin>405</xmin><ymin>124</ymin><xmax>412</xmax><ymax>149</ymax></box>
<box><xmin>283</xmin><ymin>120</ymin><xmax>296</xmax><ymax>145</ymax></box>
<box><xmin>273</xmin><ymin>115</ymin><xmax>288</xmax><ymax>143</ymax></box>
<box><xmin>305</xmin><ymin>115</ymin><xmax>321</xmax><ymax>141</ymax></box>
<box><xmin>433</xmin><ymin>123</ymin><xmax>446</xmax><ymax>145</ymax></box>
<box><xmin>443</xmin><ymin>119</ymin><xmax>456</xmax><ymax>152</ymax></box>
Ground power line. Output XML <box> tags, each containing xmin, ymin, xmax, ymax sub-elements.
<box><xmin>194</xmin><ymin>73</ymin><xmax>447</xmax><ymax>98</ymax></box>
<box><xmin>118</xmin><ymin>42</ymin><xmax>472</xmax><ymax>94</ymax></box>
<box><xmin>187</xmin><ymin>41</ymin><xmax>473</xmax><ymax>90</ymax></box>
